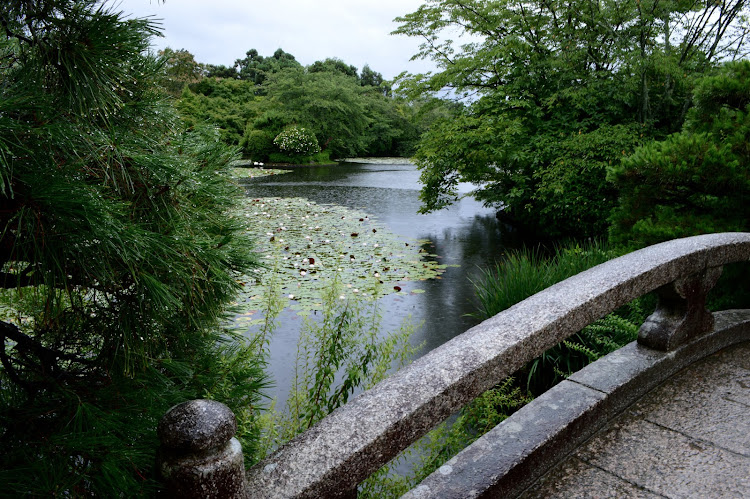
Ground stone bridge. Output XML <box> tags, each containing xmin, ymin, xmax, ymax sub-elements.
<box><xmin>157</xmin><ymin>232</ymin><xmax>750</xmax><ymax>498</ymax></box>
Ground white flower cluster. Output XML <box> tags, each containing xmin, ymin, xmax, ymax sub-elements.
<box><xmin>273</xmin><ymin>126</ymin><xmax>321</xmax><ymax>155</ymax></box>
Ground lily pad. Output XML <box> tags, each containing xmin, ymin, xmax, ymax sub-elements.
<box><xmin>234</xmin><ymin>197</ymin><xmax>449</xmax><ymax>316</ymax></box>
<box><xmin>232</xmin><ymin>167</ymin><xmax>291</xmax><ymax>179</ymax></box>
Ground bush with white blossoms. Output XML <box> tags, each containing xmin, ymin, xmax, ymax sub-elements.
<box><xmin>273</xmin><ymin>126</ymin><xmax>321</xmax><ymax>156</ymax></box>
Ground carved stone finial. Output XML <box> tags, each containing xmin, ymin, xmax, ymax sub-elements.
<box><xmin>158</xmin><ymin>399</ymin><xmax>248</xmax><ymax>498</ymax></box>
<box><xmin>638</xmin><ymin>266</ymin><xmax>723</xmax><ymax>351</ymax></box>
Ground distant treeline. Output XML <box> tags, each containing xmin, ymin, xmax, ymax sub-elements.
<box><xmin>160</xmin><ymin>47</ymin><xmax>460</xmax><ymax>162</ymax></box>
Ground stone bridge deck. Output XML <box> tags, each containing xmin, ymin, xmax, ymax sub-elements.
<box><xmin>522</xmin><ymin>340</ymin><xmax>750</xmax><ymax>498</ymax></box>
<box><xmin>407</xmin><ymin>310</ymin><xmax>750</xmax><ymax>498</ymax></box>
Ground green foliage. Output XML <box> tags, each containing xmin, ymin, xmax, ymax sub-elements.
<box><xmin>527</xmin><ymin>124</ymin><xmax>650</xmax><ymax>237</ymax></box>
<box><xmin>159</xmin><ymin>47</ymin><xmax>205</xmax><ymax>96</ymax></box>
<box><xmin>708</xmin><ymin>262</ymin><xmax>750</xmax><ymax>310</ymax></box>
<box><xmin>258</xmin><ymin>65</ymin><xmax>412</xmax><ymax>159</ymax></box>
<box><xmin>396</xmin><ymin>0</ymin><xmax>750</xmax><ymax>238</ymax></box>
<box><xmin>409</xmin><ymin>378</ymin><xmax>532</xmax><ymax>479</ymax></box>
<box><xmin>0</xmin><ymin>1</ymin><xmax>266</xmax><ymax>494</ymax></box>
<box><xmin>306</xmin><ymin>59</ymin><xmax>390</xmax><ymax>96</ymax></box>
<box><xmin>472</xmin><ymin>240</ymin><xmax>645</xmax><ymax>393</ymax></box>
<box><xmin>235</xmin><ymin>47</ymin><xmax>302</xmax><ymax>87</ymax></box>
<box><xmin>176</xmin><ymin>77</ymin><xmax>260</xmax><ymax>146</ymax></box>
<box><xmin>308</xmin><ymin>57</ymin><xmax>359</xmax><ymax>78</ymax></box>
<box><xmin>524</xmin><ymin>310</ymin><xmax>642</xmax><ymax>393</ymax></box>
<box><xmin>256</xmin><ymin>279</ymin><xmax>418</xmax><ymax>456</ymax></box>
<box><xmin>609</xmin><ymin>61</ymin><xmax>750</xmax><ymax>248</ymax></box>
<box><xmin>359</xmin><ymin>377</ymin><xmax>532</xmax><ymax>498</ymax></box>
<box><xmin>205</xmin><ymin>63</ymin><xmax>239</xmax><ymax>79</ymax></box>
<box><xmin>0</xmin><ymin>326</ymin><xmax>268</xmax><ymax>495</ymax></box>
<box><xmin>260</xmin><ymin>67</ymin><xmax>370</xmax><ymax>158</ymax></box>
<box><xmin>361</xmin><ymin>64</ymin><xmax>392</xmax><ymax>97</ymax></box>
<box><xmin>473</xmin><ymin>241</ymin><xmax>617</xmax><ymax>319</ymax></box>
<box><xmin>173</xmin><ymin>51</ymin><xmax>424</xmax><ymax>159</ymax></box>
<box><xmin>242</xmin><ymin>128</ymin><xmax>276</xmax><ymax>161</ymax></box>
<box><xmin>267</xmin><ymin>150</ymin><xmax>331</xmax><ymax>165</ymax></box>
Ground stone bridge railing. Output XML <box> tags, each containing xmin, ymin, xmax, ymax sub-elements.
<box><xmin>157</xmin><ymin>232</ymin><xmax>750</xmax><ymax>498</ymax></box>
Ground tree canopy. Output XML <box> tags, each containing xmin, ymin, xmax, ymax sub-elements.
<box><xmin>235</xmin><ymin>47</ymin><xmax>302</xmax><ymax>86</ymax></box>
<box><xmin>609</xmin><ymin>60</ymin><xmax>750</xmax><ymax>247</ymax></box>
<box><xmin>171</xmin><ymin>48</ymin><xmax>433</xmax><ymax>161</ymax></box>
<box><xmin>394</xmin><ymin>0</ymin><xmax>750</xmax><ymax>237</ymax></box>
<box><xmin>261</xmin><ymin>67</ymin><xmax>369</xmax><ymax>158</ymax></box>
<box><xmin>159</xmin><ymin>46</ymin><xmax>205</xmax><ymax>96</ymax></box>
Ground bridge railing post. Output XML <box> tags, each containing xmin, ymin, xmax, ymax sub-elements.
<box><xmin>638</xmin><ymin>266</ymin><xmax>723</xmax><ymax>351</ymax></box>
<box><xmin>157</xmin><ymin>399</ymin><xmax>249</xmax><ymax>498</ymax></box>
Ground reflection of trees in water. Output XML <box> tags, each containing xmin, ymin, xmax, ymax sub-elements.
<box><xmin>408</xmin><ymin>214</ymin><xmax>520</xmax><ymax>350</ymax></box>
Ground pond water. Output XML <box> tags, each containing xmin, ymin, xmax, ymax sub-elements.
<box><xmin>240</xmin><ymin>159</ymin><xmax>521</xmax><ymax>403</ymax></box>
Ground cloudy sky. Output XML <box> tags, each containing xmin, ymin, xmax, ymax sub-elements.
<box><xmin>119</xmin><ymin>0</ymin><xmax>435</xmax><ymax>80</ymax></box>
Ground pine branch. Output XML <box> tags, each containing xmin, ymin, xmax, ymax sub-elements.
<box><xmin>0</xmin><ymin>319</ymin><xmax>96</xmax><ymax>391</ymax></box>
<box><xmin>0</xmin><ymin>14</ymin><xmax>34</xmax><ymax>46</ymax></box>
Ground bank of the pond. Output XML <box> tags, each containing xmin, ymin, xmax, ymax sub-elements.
<box><xmin>232</xmin><ymin>167</ymin><xmax>291</xmax><ymax>179</ymax></box>
<box><xmin>233</xmin><ymin>158</ymin><xmax>339</xmax><ymax>169</ymax></box>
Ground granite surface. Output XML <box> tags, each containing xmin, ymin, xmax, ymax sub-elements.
<box><xmin>522</xmin><ymin>342</ymin><xmax>750</xmax><ymax>498</ymax></box>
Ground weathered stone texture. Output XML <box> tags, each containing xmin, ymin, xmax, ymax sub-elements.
<box><xmin>159</xmin><ymin>399</ymin><xmax>238</xmax><ymax>453</ymax></box>
<box><xmin>577</xmin><ymin>418</ymin><xmax>749</xmax><ymax>497</ymax></box>
<box><xmin>158</xmin><ymin>400</ymin><xmax>248</xmax><ymax>498</ymax></box>
<box><xmin>402</xmin><ymin>381</ymin><xmax>607</xmax><ymax>499</ymax></box>
<box><xmin>521</xmin><ymin>342</ymin><xmax>750</xmax><ymax>498</ymax></box>
<box><xmin>518</xmin><ymin>457</ymin><xmax>661</xmax><ymax>499</ymax></box>
<box><xmin>637</xmin><ymin>266</ymin><xmax>722</xmax><ymax>350</ymax></box>
<box><xmin>406</xmin><ymin>312</ymin><xmax>750</xmax><ymax>497</ymax></box>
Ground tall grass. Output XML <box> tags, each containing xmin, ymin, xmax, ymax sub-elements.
<box><xmin>473</xmin><ymin>240</ymin><xmax>617</xmax><ymax>319</ymax></box>
<box><xmin>254</xmin><ymin>278</ymin><xmax>418</xmax><ymax>458</ymax></box>
<box><xmin>472</xmin><ymin>240</ymin><xmax>648</xmax><ymax>392</ymax></box>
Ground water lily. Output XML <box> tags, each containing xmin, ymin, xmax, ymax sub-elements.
<box><xmin>232</xmin><ymin>196</ymin><xmax>448</xmax><ymax>315</ymax></box>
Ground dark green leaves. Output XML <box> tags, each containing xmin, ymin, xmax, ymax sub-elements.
<box><xmin>0</xmin><ymin>3</ymin><xmax>266</xmax><ymax>494</ymax></box>
<box><xmin>394</xmin><ymin>0</ymin><xmax>750</xmax><ymax>238</ymax></box>
<box><xmin>609</xmin><ymin>61</ymin><xmax>750</xmax><ymax>248</ymax></box>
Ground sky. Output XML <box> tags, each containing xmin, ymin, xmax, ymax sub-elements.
<box><xmin>119</xmin><ymin>0</ymin><xmax>435</xmax><ymax>81</ymax></box>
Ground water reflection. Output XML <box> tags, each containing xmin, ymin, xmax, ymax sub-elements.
<box><xmin>241</xmin><ymin>161</ymin><xmax>519</xmax><ymax>401</ymax></box>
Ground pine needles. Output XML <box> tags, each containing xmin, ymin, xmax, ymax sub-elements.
<box><xmin>0</xmin><ymin>2</ymin><xmax>267</xmax><ymax>494</ymax></box>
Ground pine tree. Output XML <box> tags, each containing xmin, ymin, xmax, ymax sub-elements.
<box><xmin>0</xmin><ymin>1</ymin><xmax>265</xmax><ymax>494</ymax></box>
<box><xmin>608</xmin><ymin>61</ymin><xmax>750</xmax><ymax>248</ymax></box>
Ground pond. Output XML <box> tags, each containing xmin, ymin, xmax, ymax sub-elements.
<box><xmin>239</xmin><ymin>159</ymin><xmax>521</xmax><ymax>403</ymax></box>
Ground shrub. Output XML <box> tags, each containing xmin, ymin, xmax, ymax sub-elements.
<box><xmin>267</xmin><ymin>150</ymin><xmax>331</xmax><ymax>165</ymax></box>
<box><xmin>273</xmin><ymin>125</ymin><xmax>321</xmax><ymax>156</ymax></box>
<box><xmin>608</xmin><ymin>61</ymin><xmax>750</xmax><ymax>248</ymax></box>
<box><xmin>243</xmin><ymin>128</ymin><xmax>275</xmax><ymax>161</ymax></box>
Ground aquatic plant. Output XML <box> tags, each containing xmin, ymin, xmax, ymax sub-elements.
<box><xmin>255</xmin><ymin>278</ymin><xmax>418</xmax><ymax>458</ymax></box>
<box><xmin>234</xmin><ymin>197</ymin><xmax>449</xmax><ymax>321</ymax></box>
